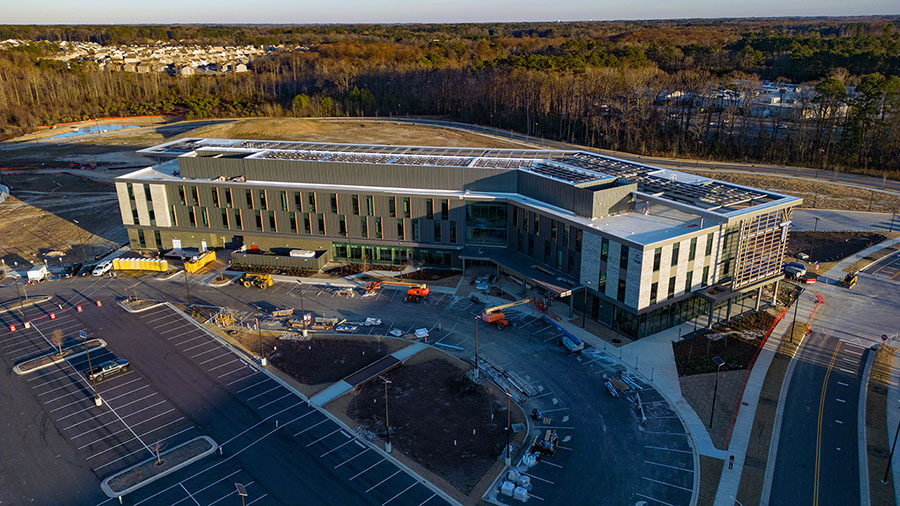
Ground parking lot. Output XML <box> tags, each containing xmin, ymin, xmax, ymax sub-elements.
<box><xmin>0</xmin><ymin>287</ymin><xmax>451</xmax><ymax>505</ymax></box>
<box><xmin>862</xmin><ymin>251</ymin><xmax>900</xmax><ymax>280</ymax></box>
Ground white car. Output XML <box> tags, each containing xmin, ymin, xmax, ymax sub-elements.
<box><xmin>92</xmin><ymin>261</ymin><xmax>112</xmax><ymax>277</ymax></box>
<box><xmin>363</xmin><ymin>318</ymin><xmax>382</xmax><ymax>327</ymax></box>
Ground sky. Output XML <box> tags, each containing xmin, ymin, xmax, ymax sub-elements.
<box><xmin>2</xmin><ymin>0</ymin><xmax>898</xmax><ymax>24</ymax></box>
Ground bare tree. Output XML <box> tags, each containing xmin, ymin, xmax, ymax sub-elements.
<box><xmin>51</xmin><ymin>329</ymin><xmax>64</xmax><ymax>356</ymax></box>
<box><xmin>152</xmin><ymin>440</ymin><xmax>166</xmax><ymax>465</ymax></box>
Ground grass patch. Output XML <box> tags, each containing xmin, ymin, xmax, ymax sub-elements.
<box><xmin>698</xmin><ymin>456</ymin><xmax>725</xmax><ymax>506</ymax></box>
<box><xmin>867</xmin><ymin>344</ymin><xmax>897</xmax><ymax>506</ymax></box>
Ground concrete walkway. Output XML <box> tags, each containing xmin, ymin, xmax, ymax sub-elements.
<box><xmin>217</xmin><ymin>270</ymin><xmax>459</xmax><ymax>295</ymax></box>
<box><xmin>887</xmin><ymin>347</ymin><xmax>900</xmax><ymax>502</ymax></box>
<box><xmin>308</xmin><ymin>341</ymin><xmax>429</xmax><ymax>406</ymax></box>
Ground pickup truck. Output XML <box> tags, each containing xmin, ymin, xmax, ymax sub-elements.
<box><xmin>86</xmin><ymin>359</ymin><xmax>129</xmax><ymax>383</ymax></box>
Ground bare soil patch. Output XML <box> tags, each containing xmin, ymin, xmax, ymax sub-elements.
<box><xmin>270</xmin><ymin>336</ymin><xmax>400</xmax><ymax>386</ymax></box>
<box><xmin>345</xmin><ymin>352</ymin><xmax>525</xmax><ymax>497</ymax></box>
<box><xmin>786</xmin><ymin>231</ymin><xmax>887</xmax><ymax>264</ymax></box>
<box><xmin>17</xmin><ymin>338</ymin><xmax>104</xmax><ymax>372</ymax></box>
<box><xmin>674</xmin><ymin>309</ymin><xmax>778</xmax><ymax>376</ymax></box>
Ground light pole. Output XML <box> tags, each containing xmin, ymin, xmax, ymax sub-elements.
<box><xmin>474</xmin><ymin>315</ymin><xmax>479</xmax><ymax>378</ymax></box>
<box><xmin>809</xmin><ymin>217</ymin><xmax>820</xmax><ymax>263</ymax></box>
<box><xmin>379</xmin><ymin>376</ymin><xmax>392</xmax><ymax>453</ymax></box>
<box><xmin>183</xmin><ymin>268</ymin><xmax>191</xmax><ymax>308</ymax></box>
<box><xmin>297</xmin><ymin>281</ymin><xmax>306</xmax><ymax>336</ymax></box>
<box><xmin>791</xmin><ymin>294</ymin><xmax>800</xmax><ymax>343</ymax></box>
<box><xmin>581</xmin><ymin>281</ymin><xmax>592</xmax><ymax>328</ymax></box>
<box><xmin>73</xmin><ymin>219</ymin><xmax>88</xmax><ymax>264</ymax></box>
<box><xmin>504</xmin><ymin>388</ymin><xmax>512</xmax><ymax>466</ymax></box>
<box><xmin>256</xmin><ymin>318</ymin><xmax>266</xmax><ymax>366</ymax></box>
<box><xmin>882</xmin><ymin>399</ymin><xmax>900</xmax><ymax>484</ymax></box>
<box><xmin>81</xmin><ymin>330</ymin><xmax>101</xmax><ymax>406</ymax></box>
<box><xmin>709</xmin><ymin>356</ymin><xmax>725</xmax><ymax>428</ymax></box>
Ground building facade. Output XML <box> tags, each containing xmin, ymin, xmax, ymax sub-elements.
<box><xmin>118</xmin><ymin>138</ymin><xmax>801</xmax><ymax>339</ymax></box>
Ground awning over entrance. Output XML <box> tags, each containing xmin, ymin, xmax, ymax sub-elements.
<box><xmin>459</xmin><ymin>245</ymin><xmax>580</xmax><ymax>297</ymax></box>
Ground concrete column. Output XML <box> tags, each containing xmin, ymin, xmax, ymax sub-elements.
<box><xmin>771</xmin><ymin>279</ymin><xmax>779</xmax><ymax>305</ymax></box>
<box><xmin>707</xmin><ymin>304</ymin><xmax>715</xmax><ymax>328</ymax></box>
<box><xmin>568</xmin><ymin>294</ymin><xmax>574</xmax><ymax>318</ymax></box>
<box><xmin>462</xmin><ymin>258</ymin><xmax>466</xmax><ymax>278</ymax></box>
<box><xmin>755</xmin><ymin>286</ymin><xmax>763</xmax><ymax>311</ymax></box>
<box><xmin>725</xmin><ymin>297</ymin><xmax>733</xmax><ymax>321</ymax></box>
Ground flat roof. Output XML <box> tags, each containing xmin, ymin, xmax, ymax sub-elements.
<box><xmin>136</xmin><ymin>137</ymin><xmax>801</xmax><ymax>218</ymax></box>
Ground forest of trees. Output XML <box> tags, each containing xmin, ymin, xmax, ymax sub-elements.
<box><xmin>1</xmin><ymin>17</ymin><xmax>899</xmax><ymax>174</ymax></box>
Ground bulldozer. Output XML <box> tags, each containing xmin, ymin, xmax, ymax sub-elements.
<box><xmin>480</xmin><ymin>298</ymin><xmax>534</xmax><ymax>329</ymax></box>
<box><xmin>239</xmin><ymin>273</ymin><xmax>274</xmax><ymax>289</ymax></box>
<box><xmin>364</xmin><ymin>279</ymin><xmax>429</xmax><ymax>302</ymax></box>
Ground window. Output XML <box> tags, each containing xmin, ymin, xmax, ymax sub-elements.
<box><xmin>705</xmin><ymin>232</ymin><xmax>714</xmax><ymax>256</ymax></box>
<box><xmin>671</xmin><ymin>243</ymin><xmax>680</xmax><ymax>266</ymax></box>
<box><xmin>178</xmin><ymin>186</ymin><xmax>186</xmax><ymax>205</ymax></box>
<box><xmin>702</xmin><ymin>266</ymin><xmax>710</xmax><ymax>286</ymax></box>
<box><xmin>201</xmin><ymin>208</ymin><xmax>209</xmax><ymax>228</ymax></box>
<box><xmin>534</xmin><ymin>214</ymin><xmax>540</xmax><ymax>235</ymax></box>
<box><xmin>245</xmin><ymin>189</ymin><xmax>253</xmax><ymax>208</ymax></box>
<box><xmin>689</xmin><ymin>237</ymin><xmax>697</xmax><ymax>261</ymax></box>
<box><xmin>685</xmin><ymin>271</ymin><xmax>693</xmax><ymax>291</ymax></box>
<box><xmin>556</xmin><ymin>249</ymin><xmax>563</xmax><ymax>269</ymax></box>
<box><xmin>308</xmin><ymin>192</ymin><xmax>317</xmax><ymax>213</ymax></box>
<box><xmin>375</xmin><ymin>217</ymin><xmax>383</xmax><ymax>239</ymax></box>
<box><xmin>137</xmin><ymin>229</ymin><xmax>146</xmax><ymax>248</ymax></box>
<box><xmin>551</xmin><ymin>220</ymin><xmax>558</xmax><ymax>241</ymax></box>
<box><xmin>127</xmin><ymin>183</ymin><xmax>135</xmax><ymax>199</ymax></box>
<box><xmin>366</xmin><ymin>195</ymin><xmax>374</xmax><ymax>216</ymax></box>
<box><xmin>221</xmin><ymin>208</ymin><xmax>228</xmax><ymax>229</ymax></box>
<box><xmin>290</xmin><ymin>213</ymin><xmax>298</xmax><ymax>233</ymax></box>
<box><xmin>412</xmin><ymin>220</ymin><xmax>420</xmax><ymax>241</ymax></box>
<box><xmin>441</xmin><ymin>199</ymin><xmax>449</xmax><ymax>220</ymax></box>
<box><xmin>517</xmin><ymin>230</ymin><xmax>525</xmax><ymax>253</ymax></box>
<box><xmin>403</xmin><ymin>197</ymin><xmax>410</xmax><ymax>218</ymax></box>
<box><xmin>512</xmin><ymin>209</ymin><xmax>518</xmax><ymax>228</ymax></box>
<box><xmin>425</xmin><ymin>199</ymin><xmax>433</xmax><ymax>220</ymax></box>
<box><xmin>144</xmin><ymin>185</ymin><xmax>152</xmax><ymax>203</ymax></box>
<box><xmin>433</xmin><ymin>221</ymin><xmax>441</xmax><ymax>242</ymax></box>
<box><xmin>449</xmin><ymin>221</ymin><xmax>457</xmax><ymax>243</ymax></box>
<box><xmin>338</xmin><ymin>215</ymin><xmax>347</xmax><ymax>236</ymax></box>
<box><xmin>259</xmin><ymin>190</ymin><xmax>268</xmax><ymax>210</ymax></box>
<box><xmin>132</xmin><ymin>208</ymin><xmax>139</xmax><ymax>224</ymax></box>
<box><xmin>620</xmin><ymin>245</ymin><xmax>629</xmax><ymax>270</ymax></box>
<box><xmin>649</xmin><ymin>282</ymin><xmax>658</xmax><ymax>305</ymax></box>
<box><xmin>225</xmin><ymin>188</ymin><xmax>233</xmax><ymax>208</ymax></box>
<box><xmin>303</xmin><ymin>213</ymin><xmax>311</xmax><ymax>234</ymax></box>
<box><xmin>598</xmin><ymin>270</ymin><xmax>606</xmax><ymax>289</ymax></box>
<box><xmin>212</xmin><ymin>188</ymin><xmax>220</xmax><ymax>208</ymax></box>
<box><xmin>316</xmin><ymin>214</ymin><xmax>325</xmax><ymax>235</ymax></box>
<box><xmin>191</xmin><ymin>186</ymin><xmax>199</xmax><ymax>206</ymax></box>
<box><xmin>388</xmin><ymin>197</ymin><xmax>396</xmax><ymax>217</ymax></box>
<box><xmin>544</xmin><ymin>240</ymin><xmax>551</xmax><ymax>264</ymax></box>
<box><xmin>188</xmin><ymin>208</ymin><xmax>197</xmax><ymax>227</ymax></box>
<box><xmin>562</xmin><ymin>224</ymin><xmax>569</xmax><ymax>247</ymax></box>
<box><xmin>280</xmin><ymin>191</ymin><xmax>288</xmax><ymax>212</ymax></box>
<box><xmin>653</xmin><ymin>247</ymin><xmax>661</xmax><ymax>271</ymax></box>
<box><xmin>360</xmin><ymin>217</ymin><xmax>368</xmax><ymax>237</ymax></box>
<box><xmin>330</xmin><ymin>193</ymin><xmax>338</xmax><ymax>214</ymax></box>
<box><xmin>234</xmin><ymin>209</ymin><xmax>242</xmax><ymax>230</ymax></box>
<box><xmin>601</xmin><ymin>238</ymin><xmax>609</xmax><ymax>262</ymax></box>
<box><xmin>575</xmin><ymin>229</ymin><xmax>582</xmax><ymax>252</ymax></box>
<box><xmin>567</xmin><ymin>251</ymin><xmax>576</xmax><ymax>276</ymax></box>
<box><xmin>397</xmin><ymin>219</ymin><xmax>404</xmax><ymax>240</ymax></box>
<box><xmin>667</xmin><ymin>276</ymin><xmax>676</xmax><ymax>298</ymax></box>
<box><xmin>170</xmin><ymin>205</ymin><xmax>178</xmax><ymax>226</ymax></box>
<box><xmin>617</xmin><ymin>280</ymin><xmax>626</xmax><ymax>302</ymax></box>
<box><xmin>154</xmin><ymin>230</ymin><xmax>161</xmax><ymax>248</ymax></box>
<box><xmin>294</xmin><ymin>191</ymin><xmax>302</xmax><ymax>211</ymax></box>
<box><xmin>523</xmin><ymin>212</ymin><xmax>529</xmax><ymax>231</ymax></box>
<box><xmin>254</xmin><ymin>210</ymin><xmax>262</xmax><ymax>231</ymax></box>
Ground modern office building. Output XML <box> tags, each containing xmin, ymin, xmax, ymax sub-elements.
<box><xmin>117</xmin><ymin>137</ymin><xmax>801</xmax><ymax>339</ymax></box>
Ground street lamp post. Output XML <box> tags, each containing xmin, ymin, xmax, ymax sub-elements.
<box><xmin>709</xmin><ymin>356</ymin><xmax>725</xmax><ymax>428</ymax></box>
<box><xmin>505</xmin><ymin>388</ymin><xmax>512</xmax><ymax>466</ymax></box>
<box><xmin>791</xmin><ymin>294</ymin><xmax>800</xmax><ymax>343</ymax></box>
<box><xmin>882</xmin><ymin>400</ymin><xmax>900</xmax><ymax>484</ymax></box>
<box><xmin>256</xmin><ymin>318</ymin><xmax>266</xmax><ymax>367</ymax></box>
<box><xmin>297</xmin><ymin>281</ymin><xmax>307</xmax><ymax>336</ymax></box>
<box><xmin>474</xmin><ymin>315</ymin><xmax>479</xmax><ymax>379</ymax></box>
<box><xmin>809</xmin><ymin>217</ymin><xmax>820</xmax><ymax>263</ymax></box>
<box><xmin>73</xmin><ymin>219</ymin><xmax>88</xmax><ymax>264</ymax></box>
<box><xmin>581</xmin><ymin>281</ymin><xmax>592</xmax><ymax>328</ymax></box>
<box><xmin>81</xmin><ymin>330</ymin><xmax>101</xmax><ymax>406</ymax></box>
<box><xmin>183</xmin><ymin>269</ymin><xmax>192</xmax><ymax>308</ymax></box>
<box><xmin>380</xmin><ymin>376</ymin><xmax>392</xmax><ymax>453</ymax></box>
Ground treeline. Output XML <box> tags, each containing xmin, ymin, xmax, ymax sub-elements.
<box><xmin>1</xmin><ymin>18</ymin><xmax>899</xmax><ymax>173</ymax></box>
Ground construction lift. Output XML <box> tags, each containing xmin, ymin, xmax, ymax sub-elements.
<box><xmin>364</xmin><ymin>279</ymin><xmax>430</xmax><ymax>303</ymax></box>
<box><xmin>480</xmin><ymin>298</ymin><xmax>534</xmax><ymax>329</ymax></box>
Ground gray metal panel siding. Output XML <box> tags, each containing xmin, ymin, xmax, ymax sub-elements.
<box><xmin>592</xmin><ymin>183</ymin><xmax>636</xmax><ymax>217</ymax></box>
<box><xmin>517</xmin><ymin>172</ymin><xmax>595</xmax><ymax>218</ymax></box>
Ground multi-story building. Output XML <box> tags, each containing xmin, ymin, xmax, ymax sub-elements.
<box><xmin>118</xmin><ymin>138</ymin><xmax>801</xmax><ymax>339</ymax></box>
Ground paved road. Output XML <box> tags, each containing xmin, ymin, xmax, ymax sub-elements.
<box><xmin>792</xmin><ymin>209</ymin><xmax>898</xmax><ymax>232</ymax></box>
<box><xmin>862</xmin><ymin>251</ymin><xmax>900</xmax><ymax>280</ymax></box>
<box><xmin>769</xmin><ymin>329</ymin><xmax>867</xmax><ymax>506</ymax></box>
<box><xmin>767</xmin><ymin>273</ymin><xmax>900</xmax><ymax>506</ymax></box>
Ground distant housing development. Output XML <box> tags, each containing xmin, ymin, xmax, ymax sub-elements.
<box><xmin>117</xmin><ymin>138</ymin><xmax>801</xmax><ymax>339</ymax></box>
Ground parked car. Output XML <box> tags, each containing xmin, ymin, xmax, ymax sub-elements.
<box><xmin>475</xmin><ymin>275</ymin><xmax>489</xmax><ymax>291</ymax></box>
<box><xmin>92</xmin><ymin>261</ymin><xmax>113</xmax><ymax>277</ymax></box>
<box><xmin>78</xmin><ymin>264</ymin><xmax>95</xmax><ymax>276</ymax></box>
<box><xmin>389</xmin><ymin>329</ymin><xmax>404</xmax><ymax>337</ymax></box>
<box><xmin>335</xmin><ymin>324</ymin><xmax>358</xmax><ymax>333</ymax></box>
<box><xmin>61</xmin><ymin>263</ymin><xmax>83</xmax><ymax>278</ymax></box>
<box><xmin>363</xmin><ymin>318</ymin><xmax>382</xmax><ymax>327</ymax></box>
<box><xmin>783</xmin><ymin>262</ymin><xmax>807</xmax><ymax>278</ymax></box>
<box><xmin>86</xmin><ymin>359</ymin><xmax>129</xmax><ymax>383</ymax></box>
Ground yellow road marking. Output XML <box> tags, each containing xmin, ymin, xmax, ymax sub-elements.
<box><xmin>813</xmin><ymin>341</ymin><xmax>841</xmax><ymax>506</ymax></box>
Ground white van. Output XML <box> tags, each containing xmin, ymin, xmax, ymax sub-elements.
<box><xmin>92</xmin><ymin>261</ymin><xmax>113</xmax><ymax>276</ymax></box>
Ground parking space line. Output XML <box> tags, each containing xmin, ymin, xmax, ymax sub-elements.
<box><xmin>62</xmin><ymin>411</ymin><xmax>116</xmax><ymax>431</ymax></box>
<box><xmin>208</xmin><ymin>359</ymin><xmax>240</xmax><ymax>371</ymax></box>
<box><xmin>142</xmin><ymin>313</ymin><xmax>179</xmax><ymax>325</ymax></box>
<box><xmin>256</xmin><ymin>392</ymin><xmax>295</xmax><ymax>410</ymax></box>
<box><xmin>179</xmin><ymin>483</ymin><xmax>201</xmax><ymax>506</ymax></box>
<box><xmin>645</xmin><ymin>445</ymin><xmax>692</xmax><ymax>454</ymax></box>
<box><xmin>305</xmin><ymin>428</ymin><xmax>340</xmax><ymax>447</ymax></box>
<box><xmin>221</xmin><ymin>402</ymin><xmax>309</xmax><ymax>447</ymax></box>
<box><xmin>218</xmin><ymin>365</ymin><xmax>250</xmax><ymax>379</ymax></box>
<box><xmin>205</xmin><ymin>480</ymin><xmax>255</xmax><ymax>506</ymax></box>
<box><xmin>381</xmin><ymin>481</ymin><xmax>417</xmax><ymax>505</ymax></box>
<box><xmin>88</xmin><ymin>425</ymin><xmax>195</xmax><ymax>461</ymax></box>
<box><xmin>57</xmin><ymin>391</ymin><xmax>154</xmax><ymax>421</ymax></box>
<box><xmin>417</xmin><ymin>493</ymin><xmax>437</xmax><ymax>505</ymax></box>
<box><xmin>199</xmin><ymin>351</ymin><xmax>233</xmax><ymax>365</ymax></box>
<box><xmin>320</xmin><ymin>438</ymin><xmax>355</xmax><ymax>458</ymax></box>
<box><xmin>52</xmin><ymin>385</ymin><xmax>150</xmax><ymax>412</ymax></box>
<box><xmin>79</xmin><ymin>416</ymin><xmax>185</xmax><ymax>448</ymax></box>
<box><xmin>237</xmin><ymin>377</ymin><xmax>271</xmax><ymax>394</ymax></box>
<box><xmin>120</xmin><ymin>399</ymin><xmax>169</xmax><ymax>421</ymax></box>
<box><xmin>349</xmin><ymin>458</ymin><xmax>385</xmax><ymax>480</ymax></box>
<box><xmin>93</xmin><ymin>426</ymin><xmax>194</xmax><ymax>471</ymax></box>
<box><xmin>190</xmin><ymin>346</ymin><xmax>224</xmax><ymax>359</ymax></box>
<box><xmin>645</xmin><ymin>460</ymin><xmax>693</xmax><ymax>473</ymax></box>
<box><xmin>365</xmin><ymin>469</ymin><xmax>401</xmax><ymax>492</ymax></box>
<box><xmin>188</xmin><ymin>469</ymin><xmax>242</xmax><ymax>497</ymax></box>
<box><xmin>171</xmin><ymin>335</ymin><xmax>207</xmax><ymax>347</ymax></box>
<box><xmin>164</xmin><ymin>328</ymin><xmax>198</xmax><ymax>340</ymax></box>
<box><xmin>227</xmin><ymin>371</ymin><xmax>260</xmax><ymax>386</ymax></box>
<box><xmin>292</xmin><ymin>418</ymin><xmax>328</xmax><ymax>437</ymax></box>
<box><xmin>245</xmin><ymin>494</ymin><xmax>268</xmax><ymax>506</ymax></box>
<box><xmin>641</xmin><ymin>476</ymin><xmax>692</xmax><ymax>492</ymax></box>
<box><xmin>635</xmin><ymin>493</ymin><xmax>676</xmax><ymax>506</ymax></box>
<box><xmin>182</xmin><ymin>340</ymin><xmax>214</xmax><ymax>353</ymax></box>
<box><xmin>335</xmin><ymin>447</ymin><xmax>369</xmax><ymax>468</ymax></box>
<box><xmin>28</xmin><ymin>369</ymin><xmax>66</xmax><ymax>383</ymax></box>
<box><xmin>245</xmin><ymin>384</ymin><xmax>282</xmax><ymax>401</ymax></box>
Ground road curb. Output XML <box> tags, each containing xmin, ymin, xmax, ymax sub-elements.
<box><xmin>116</xmin><ymin>299</ymin><xmax>167</xmax><ymax>313</ymax></box>
<box><xmin>13</xmin><ymin>339</ymin><xmax>108</xmax><ymax>375</ymax></box>
<box><xmin>0</xmin><ymin>294</ymin><xmax>53</xmax><ymax>312</ymax></box>
<box><xmin>100</xmin><ymin>435</ymin><xmax>218</xmax><ymax>498</ymax></box>
<box><xmin>858</xmin><ymin>348</ymin><xmax>875</xmax><ymax>506</ymax></box>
